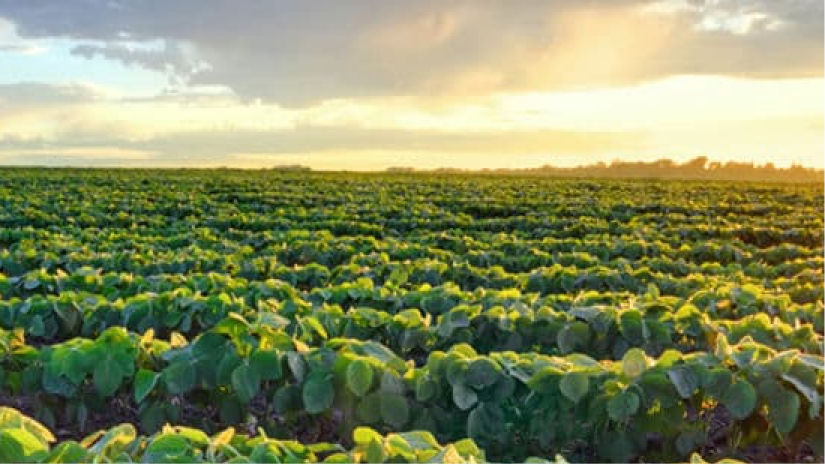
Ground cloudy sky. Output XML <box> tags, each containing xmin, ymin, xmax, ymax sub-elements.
<box><xmin>0</xmin><ymin>0</ymin><xmax>822</xmax><ymax>169</ymax></box>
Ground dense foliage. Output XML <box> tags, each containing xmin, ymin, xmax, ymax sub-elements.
<box><xmin>0</xmin><ymin>168</ymin><xmax>822</xmax><ymax>462</ymax></box>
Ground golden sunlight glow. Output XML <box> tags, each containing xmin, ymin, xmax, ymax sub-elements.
<box><xmin>0</xmin><ymin>1</ymin><xmax>821</xmax><ymax>169</ymax></box>
<box><xmin>0</xmin><ymin>76</ymin><xmax>821</xmax><ymax>168</ymax></box>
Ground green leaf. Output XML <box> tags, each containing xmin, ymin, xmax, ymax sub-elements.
<box><xmin>143</xmin><ymin>434</ymin><xmax>191</xmax><ymax>462</ymax></box>
<box><xmin>93</xmin><ymin>357</ymin><xmax>124</xmax><ymax>397</ymax></box>
<box><xmin>675</xmin><ymin>429</ymin><xmax>705</xmax><ymax>456</ymax></box>
<box><xmin>568</xmin><ymin>305</ymin><xmax>601</xmax><ymax>322</ymax></box>
<box><xmin>365</xmin><ymin>438</ymin><xmax>385</xmax><ymax>463</ymax></box>
<box><xmin>689</xmin><ymin>453</ymin><xmax>708</xmax><ymax>464</ymax></box>
<box><xmin>171</xmin><ymin>427</ymin><xmax>209</xmax><ymax>446</ymax></box>
<box><xmin>466</xmin><ymin>358</ymin><xmax>499</xmax><ymax>390</ymax></box>
<box><xmin>667</xmin><ymin>366</ymin><xmax>699</xmax><ymax>399</ymax></box>
<box><xmin>10</xmin><ymin>408</ymin><xmax>55</xmax><ymax>445</ymax></box>
<box><xmin>308</xmin><ymin>442</ymin><xmax>344</xmax><ymax>454</ymax></box>
<box><xmin>345</xmin><ymin>359</ymin><xmax>373</xmax><ymax>397</ymax></box>
<box><xmin>703</xmin><ymin>368</ymin><xmax>732</xmax><ymax>400</ymax></box>
<box><xmin>231</xmin><ymin>364</ymin><xmax>261</xmax><ymax>404</ymax></box>
<box><xmin>301</xmin><ymin>316</ymin><xmax>328</xmax><ymax>339</ymax></box>
<box><xmin>248</xmin><ymin>441</ymin><xmax>279</xmax><ymax>462</ymax></box>
<box><xmin>163</xmin><ymin>361</ymin><xmax>197</xmax><ymax>396</ymax></box>
<box><xmin>386</xmin><ymin>434</ymin><xmax>415</xmax><ymax>460</ymax></box>
<box><xmin>452</xmin><ymin>383</ymin><xmax>478</xmax><ymax>411</ymax></box>
<box><xmin>138</xmin><ymin>403</ymin><xmax>166</xmax><ymax>433</ymax></box>
<box><xmin>656</xmin><ymin>350</ymin><xmax>684</xmax><ymax>369</ymax></box>
<box><xmin>559</xmin><ymin>372</ymin><xmax>589</xmax><ymax>403</ymax></box>
<box><xmin>359</xmin><ymin>342</ymin><xmax>405</xmax><ymax>371</ymax></box>
<box><xmin>323</xmin><ymin>452</ymin><xmax>352</xmax><ymax>463</ymax></box>
<box><xmin>781</xmin><ymin>372</ymin><xmax>822</xmax><ymax>419</ymax></box>
<box><xmin>767</xmin><ymin>387</ymin><xmax>800</xmax><ymax>434</ymax></box>
<box><xmin>452</xmin><ymin>438</ymin><xmax>483</xmax><ymax>460</ymax></box>
<box><xmin>639</xmin><ymin>372</ymin><xmax>680</xmax><ymax>408</ymax></box>
<box><xmin>85</xmin><ymin>423</ymin><xmax>136</xmax><ymax>457</ymax></box>
<box><xmin>42</xmin><ymin>369</ymin><xmax>77</xmax><ymax>398</ymax></box>
<box><xmin>356</xmin><ymin>393</ymin><xmax>382</xmax><ymax>424</ymax></box>
<box><xmin>598</xmin><ymin>430</ymin><xmax>635</xmax><ymax>462</ymax></box>
<box><xmin>607</xmin><ymin>390</ymin><xmax>640</xmax><ymax>422</ymax></box>
<box><xmin>192</xmin><ymin>333</ymin><xmax>229</xmax><ymax>360</ymax></box>
<box><xmin>271</xmin><ymin>385</ymin><xmax>301</xmax><ymax>414</ymax></box>
<box><xmin>218</xmin><ymin>397</ymin><xmax>243</xmax><ymax>424</ymax></box>
<box><xmin>396</xmin><ymin>431</ymin><xmax>439</xmax><ymax>451</ymax></box>
<box><xmin>619</xmin><ymin>309</ymin><xmax>644</xmax><ymax>344</ymax></box>
<box><xmin>43</xmin><ymin>441</ymin><xmax>88</xmax><ymax>463</ymax></box>
<box><xmin>380</xmin><ymin>371</ymin><xmax>404</xmax><ymax>395</ymax></box>
<box><xmin>622</xmin><ymin>348</ymin><xmax>647</xmax><ymax>378</ymax></box>
<box><xmin>0</xmin><ymin>429</ymin><xmax>48</xmax><ymax>463</ymax></box>
<box><xmin>415</xmin><ymin>375</ymin><xmax>437</xmax><ymax>402</ymax></box>
<box><xmin>425</xmin><ymin>445</ymin><xmax>462</xmax><ymax>463</ymax></box>
<box><xmin>492</xmin><ymin>375</ymin><xmax>516</xmax><ymax>402</ymax></box>
<box><xmin>380</xmin><ymin>393</ymin><xmax>409</xmax><ymax>428</ymax></box>
<box><xmin>797</xmin><ymin>354</ymin><xmax>824</xmax><ymax>371</ymax></box>
<box><xmin>286</xmin><ymin>352</ymin><xmax>307</xmax><ymax>382</ymax></box>
<box><xmin>134</xmin><ymin>369</ymin><xmax>159</xmax><ymax>403</ymax></box>
<box><xmin>353</xmin><ymin>426</ymin><xmax>382</xmax><ymax>446</ymax></box>
<box><xmin>216</xmin><ymin>353</ymin><xmax>242</xmax><ymax>386</ymax></box>
<box><xmin>556</xmin><ymin>322</ymin><xmax>588</xmax><ymax>354</ymax></box>
<box><xmin>249</xmin><ymin>350</ymin><xmax>281</xmax><ymax>381</ymax></box>
<box><xmin>28</xmin><ymin>316</ymin><xmax>45</xmax><ymax>338</ymax></box>
<box><xmin>527</xmin><ymin>366</ymin><xmax>563</xmax><ymax>394</ymax></box>
<box><xmin>566</xmin><ymin>353</ymin><xmax>602</xmax><ymax>368</ymax></box>
<box><xmin>467</xmin><ymin>403</ymin><xmax>505</xmax><ymax>442</ymax></box>
<box><xmin>302</xmin><ymin>371</ymin><xmax>334</xmax><ymax>414</ymax></box>
<box><xmin>722</xmin><ymin>379</ymin><xmax>756</xmax><ymax>420</ymax></box>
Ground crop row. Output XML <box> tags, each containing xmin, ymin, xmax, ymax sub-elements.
<box><xmin>1</xmin><ymin>196</ymin><xmax>820</xmax><ymax>244</ymax></box>
<box><xmin>0</xmin><ymin>405</ymin><xmax>748</xmax><ymax>464</ymax></box>
<box><xmin>1</xmin><ymin>248</ymin><xmax>822</xmax><ymax>302</ymax></box>
<box><xmin>0</xmin><ymin>406</ymin><xmax>494</xmax><ymax>463</ymax></box>
<box><xmin>1</xmin><ymin>229</ymin><xmax>822</xmax><ymax>278</ymax></box>
<box><xmin>1</xmin><ymin>278</ymin><xmax>821</xmax><ymax>358</ymax></box>
<box><xmin>1</xmin><ymin>316</ymin><xmax>822</xmax><ymax>462</ymax></box>
<box><xmin>1</xmin><ymin>258</ymin><xmax>821</xmax><ymax>315</ymax></box>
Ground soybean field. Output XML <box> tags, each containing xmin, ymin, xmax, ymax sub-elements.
<box><xmin>0</xmin><ymin>168</ymin><xmax>822</xmax><ymax>463</ymax></box>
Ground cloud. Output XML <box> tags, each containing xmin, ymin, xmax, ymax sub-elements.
<box><xmin>0</xmin><ymin>124</ymin><xmax>640</xmax><ymax>156</ymax></box>
<box><xmin>0</xmin><ymin>43</ymin><xmax>45</xmax><ymax>54</ymax></box>
<box><xmin>0</xmin><ymin>125</ymin><xmax>644</xmax><ymax>170</ymax></box>
<box><xmin>0</xmin><ymin>74</ymin><xmax>820</xmax><ymax>168</ymax></box>
<box><xmin>0</xmin><ymin>16</ymin><xmax>45</xmax><ymax>54</ymax></box>
<box><xmin>0</xmin><ymin>0</ymin><xmax>820</xmax><ymax>105</ymax></box>
<box><xmin>0</xmin><ymin>147</ymin><xmax>158</xmax><ymax>167</ymax></box>
<box><xmin>70</xmin><ymin>40</ymin><xmax>208</xmax><ymax>85</ymax></box>
<box><xmin>0</xmin><ymin>79</ymin><xmax>645</xmax><ymax>164</ymax></box>
<box><xmin>0</xmin><ymin>146</ymin><xmax>155</xmax><ymax>159</ymax></box>
<box><xmin>0</xmin><ymin>82</ymin><xmax>107</xmax><ymax>105</ymax></box>
<box><xmin>137</xmin><ymin>127</ymin><xmax>644</xmax><ymax>158</ymax></box>
<box><xmin>650</xmin><ymin>0</ymin><xmax>820</xmax><ymax>34</ymax></box>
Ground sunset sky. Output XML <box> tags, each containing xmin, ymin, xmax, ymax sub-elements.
<box><xmin>0</xmin><ymin>1</ymin><xmax>822</xmax><ymax>170</ymax></box>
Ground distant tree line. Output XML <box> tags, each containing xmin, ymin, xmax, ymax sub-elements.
<box><xmin>385</xmin><ymin>157</ymin><xmax>823</xmax><ymax>183</ymax></box>
<box><xmin>267</xmin><ymin>164</ymin><xmax>312</xmax><ymax>172</ymax></box>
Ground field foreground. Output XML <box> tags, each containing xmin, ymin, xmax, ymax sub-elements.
<box><xmin>0</xmin><ymin>169</ymin><xmax>822</xmax><ymax>463</ymax></box>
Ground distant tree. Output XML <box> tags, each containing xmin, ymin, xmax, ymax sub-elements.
<box><xmin>685</xmin><ymin>156</ymin><xmax>708</xmax><ymax>170</ymax></box>
<box><xmin>271</xmin><ymin>164</ymin><xmax>311</xmax><ymax>171</ymax></box>
<box><xmin>422</xmin><ymin>156</ymin><xmax>821</xmax><ymax>182</ymax></box>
